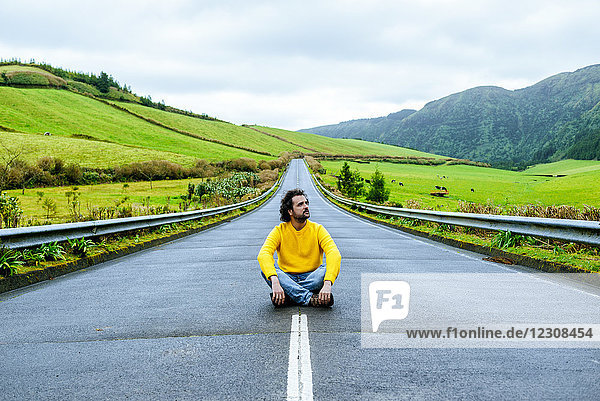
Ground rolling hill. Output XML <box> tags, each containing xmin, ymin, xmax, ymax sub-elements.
<box><xmin>0</xmin><ymin>63</ymin><xmax>444</xmax><ymax>169</ymax></box>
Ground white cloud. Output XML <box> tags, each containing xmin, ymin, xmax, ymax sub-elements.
<box><xmin>0</xmin><ymin>0</ymin><xmax>599</xmax><ymax>130</ymax></box>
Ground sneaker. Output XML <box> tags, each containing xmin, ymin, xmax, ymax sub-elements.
<box><xmin>309</xmin><ymin>293</ymin><xmax>334</xmax><ymax>307</ymax></box>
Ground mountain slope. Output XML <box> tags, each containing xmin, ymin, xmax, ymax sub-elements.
<box><xmin>302</xmin><ymin>64</ymin><xmax>600</xmax><ymax>168</ymax></box>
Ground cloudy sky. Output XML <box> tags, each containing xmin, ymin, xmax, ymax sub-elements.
<box><xmin>1</xmin><ymin>0</ymin><xmax>599</xmax><ymax>130</ymax></box>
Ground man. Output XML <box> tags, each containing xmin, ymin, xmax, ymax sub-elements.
<box><xmin>257</xmin><ymin>188</ymin><xmax>341</xmax><ymax>307</ymax></box>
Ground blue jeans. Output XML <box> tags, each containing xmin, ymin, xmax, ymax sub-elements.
<box><xmin>261</xmin><ymin>262</ymin><xmax>326</xmax><ymax>305</ymax></box>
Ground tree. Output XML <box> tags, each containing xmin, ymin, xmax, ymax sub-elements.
<box><xmin>337</xmin><ymin>161</ymin><xmax>364</xmax><ymax>198</ymax></box>
<box><xmin>366</xmin><ymin>167</ymin><xmax>390</xmax><ymax>203</ymax></box>
<box><xmin>97</xmin><ymin>71</ymin><xmax>110</xmax><ymax>93</ymax></box>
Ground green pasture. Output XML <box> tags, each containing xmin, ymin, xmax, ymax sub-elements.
<box><xmin>112</xmin><ymin>102</ymin><xmax>304</xmax><ymax>155</ymax></box>
<box><xmin>524</xmin><ymin>159</ymin><xmax>600</xmax><ymax>176</ymax></box>
<box><xmin>0</xmin><ymin>65</ymin><xmax>52</xmax><ymax>74</ymax></box>
<box><xmin>0</xmin><ymin>131</ymin><xmax>197</xmax><ymax>168</ymax></box>
<box><xmin>6</xmin><ymin>178</ymin><xmax>203</xmax><ymax>223</ymax></box>
<box><xmin>320</xmin><ymin>159</ymin><xmax>600</xmax><ymax>209</ymax></box>
<box><xmin>253</xmin><ymin>126</ymin><xmax>445</xmax><ymax>158</ymax></box>
<box><xmin>0</xmin><ymin>87</ymin><xmax>267</xmax><ymax>162</ymax></box>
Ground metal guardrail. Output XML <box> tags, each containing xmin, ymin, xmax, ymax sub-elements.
<box><xmin>1</xmin><ymin>169</ymin><xmax>286</xmax><ymax>250</ymax></box>
<box><xmin>308</xmin><ymin>164</ymin><xmax>600</xmax><ymax>246</ymax></box>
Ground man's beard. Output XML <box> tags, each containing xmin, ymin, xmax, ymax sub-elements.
<box><xmin>294</xmin><ymin>210</ymin><xmax>310</xmax><ymax>223</ymax></box>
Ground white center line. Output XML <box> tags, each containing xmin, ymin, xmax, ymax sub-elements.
<box><xmin>287</xmin><ymin>313</ymin><xmax>314</xmax><ymax>401</ymax></box>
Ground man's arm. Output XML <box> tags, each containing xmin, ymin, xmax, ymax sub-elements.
<box><xmin>270</xmin><ymin>275</ymin><xmax>285</xmax><ymax>306</ymax></box>
<box><xmin>257</xmin><ymin>226</ymin><xmax>281</xmax><ymax>279</ymax></box>
<box><xmin>317</xmin><ymin>225</ymin><xmax>341</xmax><ymax>304</ymax></box>
<box><xmin>317</xmin><ymin>225</ymin><xmax>341</xmax><ymax>284</ymax></box>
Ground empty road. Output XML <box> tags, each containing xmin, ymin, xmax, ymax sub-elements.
<box><xmin>1</xmin><ymin>159</ymin><xmax>599</xmax><ymax>400</ymax></box>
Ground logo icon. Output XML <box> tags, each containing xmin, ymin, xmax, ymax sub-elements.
<box><xmin>369</xmin><ymin>281</ymin><xmax>411</xmax><ymax>332</ymax></box>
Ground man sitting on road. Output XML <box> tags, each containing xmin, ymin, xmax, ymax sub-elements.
<box><xmin>257</xmin><ymin>188</ymin><xmax>341</xmax><ymax>307</ymax></box>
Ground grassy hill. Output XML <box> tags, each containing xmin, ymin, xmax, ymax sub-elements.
<box><xmin>0</xmin><ymin>64</ymin><xmax>447</xmax><ymax>169</ymax></box>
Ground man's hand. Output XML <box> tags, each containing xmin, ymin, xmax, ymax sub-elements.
<box><xmin>318</xmin><ymin>280</ymin><xmax>332</xmax><ymax>305</ymax></box>
<box><xmin>270</xmin><ymin>275</ymin><xmax>285</xmax><ymax>306</ymax></box>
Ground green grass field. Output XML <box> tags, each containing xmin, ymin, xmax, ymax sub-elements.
<box><xmin>0</xmin><ymin>131</ymin><xmax>198</xmax><ymax>168</ymax></box>
<box><xmin>0</xmin><ymin>87</ymin><xmax>266</xmax><ymax>161</ymax></box>
<box><xmin>112</xmin><ymin>102</ymin><xmax>304</xmax><ymax>155</ymax></box>
<box><xmin>6</xmin><ymin>178</ymin><xmax>202</xmax><ymax>223</ymax></box>
<box><xmin>320</xmin><ymin>159</ymin><xmax>600</xmax><ymax>209</ymax></box>
<box><xmin>253</xmin><ymin>126</ymin><xmax>446</xmax><ymax>158</ymax></box>
<box><xmin>524</xmin><ymin>159</ymin><xmax>600</xmax><ymax>176</ymax></box>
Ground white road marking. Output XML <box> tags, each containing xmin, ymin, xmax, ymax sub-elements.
<box><xmin>287</xmin><ymin>313</ymin><xmax>314</xmax><ymax>401</ymax></box>
<box><xmin>287</xmin><ymin>314</ymin><xmax>300</xmax><ymax>400</ymax></box>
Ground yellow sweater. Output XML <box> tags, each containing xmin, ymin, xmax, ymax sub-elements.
<box><xmin>257</xmin><ymin>220</ymin><xmax>341</xmax><ymax>284</ymax></box>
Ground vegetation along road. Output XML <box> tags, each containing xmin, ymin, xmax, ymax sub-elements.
<box><xmin>1</xmin><ymin>160</ymin><xmax>598</xmax><ymax>400</ymax></box>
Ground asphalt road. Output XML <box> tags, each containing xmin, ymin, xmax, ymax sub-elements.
<box><xmin>1</xmin><ymin>159</ymin><xmax>599</xmax><ymax>400</ymax></box>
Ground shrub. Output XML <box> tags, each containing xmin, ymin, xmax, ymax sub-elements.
<box><xmin>0</xmin><ymin>247</ymin><xmax>24</xmax><ymax>277</ymax></box>
<box><xmin>304</xmin><ymin>156</ymin><xmax>323</xmax><ymax>173</ymax></box>
<box><xmin>82</xmin><ymin>170</ymin><xmax>101</xmax><ymax>184</ymax></box>
<box><xmin>62</xmin><ymin>163</ymin><xmax>83</xmax><ymax>184</ymax></box>
<box><xmin>114</xmin><ymin>160</ymin><xmax>187</xmax><ymax>182</ymax></box>
<box><xmin>38</xmin><ymin>242</ymin><xmax>65</xmax><ymax>261</ymax></box>
<box><xmin>67</xmin><ymin>237</ymin><xmax>95</xmax><ymax>257</ymax></box>
<box><xmin>258</xmin><ymin>160</ymin><xmax>272</xmax><ymax>170</ymax></box>
<box><xmin>37</xmin><ymin>156</ymin><xmax>64</xmax><ymax>175</ymax></box>
<box><xmin>0</xmin><ymin>192</ymin><xmax>23</xmax><ymax>228</ymax></box>
<box><xmin>20</xmin><ymin>249</ymin><xmax>45</xmax><ymax>266</ymax></box>
<box><xmin>259</xmin><ymin>169</ymin><xmax>278</xmax><ymax>183</ymax></box>
<box><xmin>491</xmin><ymin>230</ymin><xmax>527</xmax><ymax>249</ymax></box>
<box><xmin>227</xmin><ymin>157</ymin><xmax>258</xmax><ymax>172</ymax></box>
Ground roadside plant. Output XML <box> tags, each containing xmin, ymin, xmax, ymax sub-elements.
<box><xmin>20</xmin><ymin>249</ymin><xmax>46</xmax><ymax>265</ymax></box>
<box><xmin>0</xmin><ymin>192</ymin><xmax>23</xmax><ymax>228</ymax></box>
<box><xmin>67</xmin><ymin>237</ymin><xmax>95</xmax><ymax>257</ymax></box>
<box><xmin>0</xmin><ymin>247</ymin><xmax>24</xmax><ymax>277</ymax></box>
<box><xmin>491</xmin><ymin>230</ymin><xmax>530</xmax><ymax>249</ymax></box>
<box><xmin>38</xmin><ymin>242</ymin><xmax>65</xmax><ymax>261</ymax></box>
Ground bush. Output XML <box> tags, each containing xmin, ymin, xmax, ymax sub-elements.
<box><xmin>62</xmin><ymin>163</ymin><xmax>83</xmax><ymax>184</ymax></box>
<box><xmin>304</xmin><ymin>156</ymin><xmax>323</xmax><ymax>173</ymax></box>
<box><xmin>0</xmin><ymin>247</ymin><xmax>24</xmax><ymax>277</ymax></box>
<box><xmin>259</xmin><ymin>169</ymin><xmax>278</xmax><ymax>183</ymax></box>
<box><xmin>227</xmin><ymin>157</ymin><xmax>258</xmax><ymax>172</ymax></box>
<box><xmin>37</xmin><ymin>156</ymin><xmax>64</xmax><ymax>175</ymax></box>
<box><xmin>191</xmin><ymin>172</ymin><xmax>260</xmax><ymax>202</ymax></box>
<box><xmin>114</xmin><ymin>160</ymin><xmax>188</xmax><ymax>182</ymax></box>
<box><xmin>0</xmin><ymin>192</ymin><xmax>23</xmax><ymax>228</ymax></box>
<box><xmin>258</xmin><ymin>160</ymin><xmax>272</xmax><ymax>170</ymax></box>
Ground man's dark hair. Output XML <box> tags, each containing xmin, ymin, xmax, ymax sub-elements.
<box><xmin>280</xmin><ymin>188</ymin><xmax>308</xmax><ymax>222</ymax></box>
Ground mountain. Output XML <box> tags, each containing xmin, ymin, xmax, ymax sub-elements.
<box><xmin>301</xmin><ymin>65</ymin><xmax>600</xmax><ymax>168</ymax></box>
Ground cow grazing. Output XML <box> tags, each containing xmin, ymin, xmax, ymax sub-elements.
<box><xmin>435</xmin><ymin>185</ymin><xmax>441</xmax><ymax>190</ymax></box>
<box><xmin>399</xmin><ymin>182</ymin><xmax>403</xmax><ymax>186</ymax></box>
<box><xmin>471</xmin><ymin>188</ymin><xmax>475</xmax><ymax>192</ymax></box>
